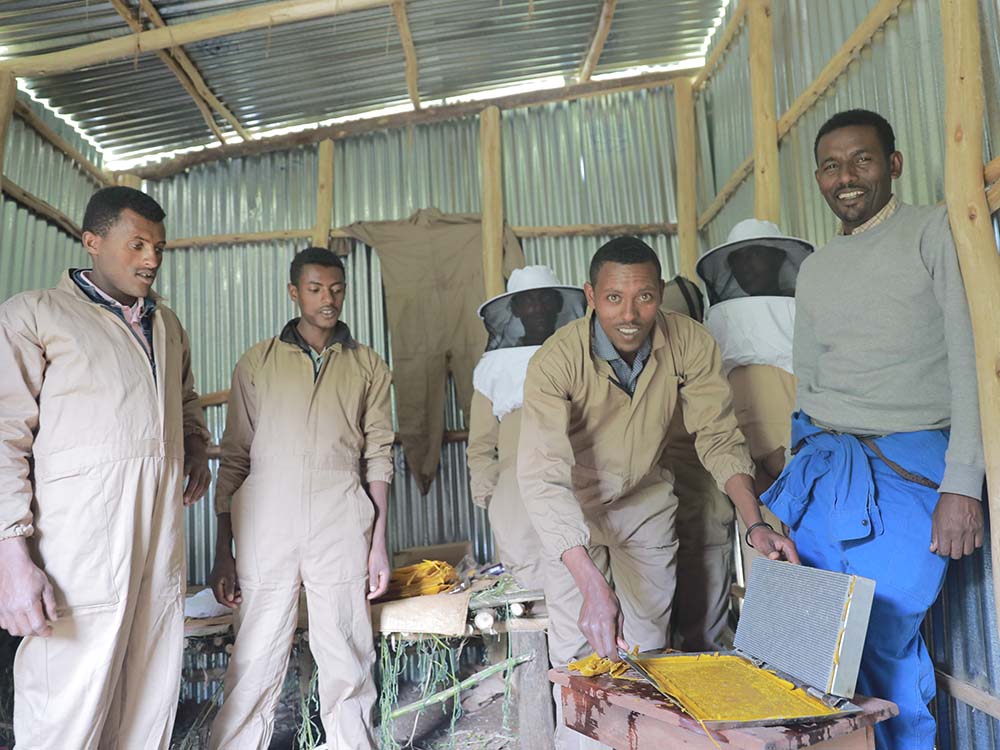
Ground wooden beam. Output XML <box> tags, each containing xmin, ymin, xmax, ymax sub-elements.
<box><xmin>136</xmin><ymin>0</ymin><xmax>251</xmax><ymax>141</ymax></box>
<box><xmin>936</xmin><ymin>670</ymin><xmax>1000</xmax><ymax>719</ymax></box>
<box><xmin>940</xmin><ymin>0</ymin><xmax>1000</xmax><ymax>641</ymax></box>
<box><xmin>988</xmin><ymin>179</ymin><xmax>1000</xmax><ymax>214</ymax></box>
<box><xmin>0</xmin><ymin>71</ymin><xmax>16</xmax><ymax>176</ymax></box>
<box><xmin>748</xmin><ymin>0</ymin><xmax>780</xmax><ymax>223</ymax></box>
<box><xmin>203</xmin><ymin>431</ymin><xmax>469</xmax><ymax>458</ymax></box>
<box><xmin>1</xmin><ymin>177</ymin><xmax>83</xmax><ymax>239</ymax></box>
<box><xmin>116</xmin><ymin>173</ymin><xmax>143</xmax><ymax>189</ymax></box>
<box><xmin>390</xmin><ymin>0</ymin><xmax>421</xmax><ymax>110</ymax></box>
<box><xmin>13</xmin><ymin>100</ymin><xmax>111</xmax><ymax>186</ymax></box>
<box><xmin>108</xmin><ymin>0</ymin><xmax>227</xmax><ymax>144</ymax></box>
<box><xmin>986</xmin><ymin>155</ymin><xmax>1000</xmax><ymax>187</ymax></box>
<box><xmin>777</xmin><ymin>0</ymin><xmax>904</xmax><ymax>140</ymax></box>
<box><xmin>511</xmin><ymin>222</ymin><xmax>676</xmax><ymax>238</ymax></box>
<box><xmin>693</xmin><ymin>1</ymin><xmax>748</xmax><ymax>91</ymax></box>
<box><xmin>1</xmin><ymin>0</ymin><xmax>391</xmax><ymax>77</ymax></box>
<box><xmin>312</xmin><ymin>139</ymin><xmax>334</xmax><ymax>248</ymax></box>
<box><xmin>673</xmin><ymin>76</ymin><xmax>699</xmax><ymax>279</ymax></box>
<box><xmin>698</xmin><ymin>155</ymin><xmax>753</xmax><ymax>230</ymax></box>
<box><xmin>480</xmin><ymin>106</ymin><xmax>505</xmax><ymax>299</ymax></box>
<box><xmin>165</xmin><ymin>228</ymin><xmax>312</xmax><ymax>249</ymax></box>
<box><xmin>130</xmin><ymin>69</ymin><xmax>692</xmax><ymax>181</ymax></box>
<box><xmin>578</xmin><ymin>0</ymin><xmax>618</xmax><ymax>83</ymax></box>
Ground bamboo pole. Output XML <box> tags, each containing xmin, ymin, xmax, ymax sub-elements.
<box><xmin>748</xmin><ymin>0</ymin><xmax>780</xmax><ymax>223</ymax></box>
<box><xmin>1</xmin><ymin>177</ymin><xmax>83</xmax><ymax>239</ymax></box>
<box><xmin>0</xmin><ymin>71</ymin><xmax>17</xmax><ymax>175</ymax></box>
<box><xmin>1</xmin><ymin>0</ymin><xmax>392</xmax><ymax>78</ymax></box>
<box><xmin>693</xmin><ymin>1</ymin><xmax>749</xmax><ymax>91</ymax></box>
<box><xmin>479</xmin><ymin>106</ymin><xmax>505</xmax><ymax>299</ymax></box>
<box><xmin>390</xmin><ymin>0</ymin><xmax>421</xmax><ymax>110</ymax></box>
<box><xmin>312</xmin><ymin>140</ymin><xmax>334</xmax><ymax>248</ymax></box>
<box><xmin>131</xmin><ymin>69</ymin><xmax>693</xmax><ymax>181</ymax></box>
<box><xmin>578</xmin><ymin>0</ymin><xmax>618</xmax><ymax>83</ymax></box>
<box><xmin>108</xmin><ymin>0</ymin><xmax>227</xmax><ymax>144</ymax></box>
<box><xmin>136</xmin><ymin>0</ymin><xmax>251</xmax><ymax>141</ymax></box>
<box><xmin>13</xmin><ymin>101</ymin><xmax>111</xmax><ymax>186</ymax></box>
<box><xmin>673</xmin><ymin>77</ymin><xmax>699</xmax><ymax>279</ymax></box>
<box><xmin>940</xmin><ymin>0</ymin><xmax>1000</xmax><ymax>640</ymax></box>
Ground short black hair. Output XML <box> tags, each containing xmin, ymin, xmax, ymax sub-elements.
<box><xmin>814</xmin><ymin>109</ymin><xmax>896</xmax><ymax>163</ymax></box>
<box><xmin>290</xmin><ymin>246</ymin><xmax>346</xmax><ymax>285</ymax></box>
<box><xmin>589</xmin><ymin>236</ymin><xmax>662</xmax><ymax>286</ymax></box>
<box><xmin>82</xmin><ymin>186</ymin><xmax>166</xmax><ymax>236</ymax></box>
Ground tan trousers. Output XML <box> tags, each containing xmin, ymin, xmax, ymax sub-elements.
<box><xmin>488</xmin><ymin>466</ymin><xmax>545</xmax><ymax>592</ymax></box>
<box><xmin>210</xmin><ymin>468</ymin><xmax>377</xmax><ymax>750</ymax></box>
<box><xmin>543</xmin><ymin>476</ymin><xmax>677</xmax><ymax>750</ymax></box>
<box><xmin>14</xmin><ymin>455</ymin><xmax>186</xmax><ymax>750</ymax></box>
<box><xmin>671</xmin><ymin>456</ymin><xmax>734</xmax><ymax>651</ymax></box>
<box><xmin>728</xmin><ymin>364</ymin><xmax>796</xmax><ymax>581</ymax></box>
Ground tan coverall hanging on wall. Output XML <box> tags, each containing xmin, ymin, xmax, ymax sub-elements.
<box><xmin>346</xmin><ymin>209</ymin><xmax>524</xmax><ymax>493</ymax></box>
<box><xmin>0</xmin><ymin>271</ymin><xmax>209</xmax><ymax>750</ymax></box>
<box><xmin>659</xmin><ymin>277</ymin><xmax>735</xmax><ymax>651</ymax></box>
<box><xmin>518</xmin><ymin>311</ymin><xmax>754</xmax><ymax>749</ymax></box>
<box><xmin>467</xmin><ymin>394</ymin><xmax>543</xmax><ymax>590</ymax></box>
<box><xmin>209</xmin><ymin>320</ymin><xmax>394</xmax><ymax>750</ymax></box>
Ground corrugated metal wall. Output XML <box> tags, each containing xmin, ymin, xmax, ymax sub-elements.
<box><xmin>145</xmin><ymin>91</ymin><xmax>680</xmax><ymax>584</ymax></box>
<box><xmin>0</xmin><ymin>95</ymin><xmax>101</xmax><ymax>301</ymax></box>
<box><xmin>694</xmin><ymin>1</ymin><xmax>1000</xmax><ymax>747</ymax></box>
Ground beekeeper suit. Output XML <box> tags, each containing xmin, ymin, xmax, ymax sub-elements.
<box><xmin>209</xmin><ymin>249</ymin><xmax>393</xmax><ymax>750</ymax></box>
<box><xmin>0</xmin><ymin>187</ymin><xmax>211</xmax><ymax>750</ymax></box>
<box><xmin>658</xmin><ymin>277</ymin><xmax>735</xmax><ymax>651</ymax></box>
<box><xmin>696</xmin><ymin>220</ymin><xmax>813</xmax><ymax>578</ymax></box>
<box><xmin>467</xmin><ymin>266</ymin><xmax>586</xmax><ymax>591</ymax></box>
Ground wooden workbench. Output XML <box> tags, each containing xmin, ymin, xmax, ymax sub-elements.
<box><xmin>550</xmin><ymin>668</ymin><xmax>898</xmax><ymax>750</ymax></box>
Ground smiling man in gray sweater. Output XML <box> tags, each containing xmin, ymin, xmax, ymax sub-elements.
<box><xmin>761</xmin><ymin>109</ymin><xmax>985</xmax><ymax>750</ymax></box>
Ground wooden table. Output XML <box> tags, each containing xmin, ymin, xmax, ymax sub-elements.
<box><xmin>550</xmin><ymin>668</ymin><xmax>898</xmax><ymax>750</ymax></box>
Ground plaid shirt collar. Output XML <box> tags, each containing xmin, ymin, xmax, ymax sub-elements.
<box><xmin>839</xmin><ymin>195</ymin><xmax>898</xmax><ymax>236</ymax></box>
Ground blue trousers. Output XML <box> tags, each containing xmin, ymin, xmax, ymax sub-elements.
<box><xmin>764</xmin><ymin>414</ymin><xmax>949</xmax><ymax>750</ymax></box>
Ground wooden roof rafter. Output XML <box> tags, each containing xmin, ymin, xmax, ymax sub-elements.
<box><xmin>390</xmin><ymin>0</ymin><xmax>422</xmax><ymax>110</ymax></box>
<box><xmin>578</xmin><ymin>0</ymin><xmax>618</xmax><ymax>83</ymax></box>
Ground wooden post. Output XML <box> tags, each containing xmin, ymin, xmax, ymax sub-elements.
<box><xmin>940</xmin><ymin>0</ymin><xmax>1000</xmax><ymax>640</ymax></box>
<box><xmin>117</xmin><ymin>173</ymin><xmax>143</xmax><ymax>189</ymax></box>
<box><xmin>0</xmin><ymin>71</ymin><xmax>17</xmax><ymax>176</ymax></box>
<box><xmin>480</xmin><ymin>106</ymin><xmax>505</xmax><ymax>299</ymax></box>
<box><xmin>673</xmin><ymin>77</ymin><xmax>699</xmax><ymax>279</ymax></box>
<box><xmin>312</xmin><ymin>139</ymin><xmax>334</xmax><ymax>249</ymax></box>
<box><xmin>747</xmin><ymin>0</ymin><xmax>780</xmax><ymax>223</ymax></box>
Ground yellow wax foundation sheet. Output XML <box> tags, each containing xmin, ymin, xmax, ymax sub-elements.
<box><xmin>630</xmin><ymin>652</ymin><xmax>837</xmax><ymax>723</ymax></box>
<box><xmin>379</xmin><ymin>559</ymin><xmax>459</xmax><ymax>601</ymax></box>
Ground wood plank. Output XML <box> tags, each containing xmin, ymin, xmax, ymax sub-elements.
<box><xmin>131</xmin><ymin>69</ymin><xmax>693</xmax><ymax>181</ymax></box>
<box><xmin>511</xmin><ymin>630</ymin><xmax>556</xmax><ymax>749</ymax></box>
<box><xmin>578</xmin><ymin>0</ymin><xmax>618</xmax><ymax>83</ymax></box>
<box><xmin>748</xmin><ymin>0</ymin><xmax>780</xmax><ymax>223</ymax></box>
<box><xmin>1</xmin><ymin>0</ymin><xmax>392</xmax><ymax>77</ymax></box>
<box><xmin>673</xmin><ymin>76</ymin><xmax>699</xmax><ymax>278</ymax></box>
<box><xmin>940</xmin><ymin>0</ymin><xmax>1000</xmax><ymax>642</ymax></box>
<box><xmin>480</xmin><ymin>106</ymin><xmax>505</xmax><ymax>299</ymax></box>
<box><xmin>370</xmin><ymin>588</ymin><xmax>472</xmax><ymax>636</ymax></box>
<box><xmin>312</xmin><ymin>139</ymin><xmax>334</xmax><ymax>248</ymax></box>
<box><xmin>137</xmin><ymin>0</ymin><xmax>251</xmax><ymax>141</ymax></box>
<box><xmin>0</xmin><ymin>72</ymin><xmax>16</xmax><ymax>175</ymax></box>
<box><xmin>1</xmin><ymin>177</ymin><xmax>83</xmax><ymax>239</ymax></box>
<box><xmin>13</xmin><ymin>100</ymin><xmax>111</xmax><ymax>186</ymax></box>
<box><xmin>166</xmin><ymin>229</ymin><xmax>313</xmax><ymax>249</ymax></box>
<box><xmin>935</xmin><ymin>669</ymin><xmax>1000</xmax><ymax>719</ymax></box>
<box><xmin>693</xmin><ymin>1</ymin><xmax>749</xmax><ymax>91</ymax></box>
<box><xmin>391</xmin><ymin>0</ymin><xmax>421</xmax><ymax>110</ymax></box>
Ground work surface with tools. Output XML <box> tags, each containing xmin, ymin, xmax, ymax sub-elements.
<box><xmin>550</xmin><ymin>668</ymin><xmax>898</xmax><ymax>750</ymax></box>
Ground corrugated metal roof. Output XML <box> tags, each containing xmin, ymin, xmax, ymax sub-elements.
<box><xmin>0</xmin><ymin>1</ymin><xmax>721</xmax><ymax>162</ymax></box>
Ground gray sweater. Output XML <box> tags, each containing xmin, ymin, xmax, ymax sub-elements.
<box><xmin>794</xmin><ymin>202</ymin><xmax>985</xmax><ymax>499</ymax></box>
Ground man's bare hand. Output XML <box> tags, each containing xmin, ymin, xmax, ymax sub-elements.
<box><xmin>209</xmin><ymin>553</ymin><xmax>242</xmax><ymax>609</ymax></box>
<box><xmin>578</xmin><ymin>578</ymin><xmax>628</xmax><ymax>660</ymax></box>
<box><xmin>749</xmin><ymin>526</ymin><xmax>801</xmax><ymax>564</ymax></box>
<box><xmin>183</xmin><ymin>438</ymin><xmax>211</xmax><ymax>506</ymax></box>
<box><xmin>366</xmin><ymin>542</ymin><xmax>390</xmax><ymax>600</ymax></box>
<box><xmin>931</xmin><ymin>493</ymin><xmax>983</xmax><ymax>560</ymax></box>
<box><xmin>0</xmin><ymin>537</ymin><xmax>58</xmax><ymax>637</ymax></box>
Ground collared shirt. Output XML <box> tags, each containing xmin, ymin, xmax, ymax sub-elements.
<box><xmin>839</xmin><ymin>194</ymin><xmax>899</xmax><ymax>236</ymax></box>
<box><xmin>590</xmin><ymin>317</ymin><xmax>652</xmax><ymax>396</ymax></box>
<box><xmin>71</xmin><ymin>268</ymin><xmax>156</xmax><ymax>362</ymax></box>
<box><xmin>279</xmin><ymin>318</ymin><xmax>356</xmax><ymax>379</ymax></box>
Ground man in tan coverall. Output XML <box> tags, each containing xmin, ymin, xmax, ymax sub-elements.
<box><xmin>658</xmin><ymin>277</ymin><xmax>735</xmax><ymax>652</ymax></box>
<box><xmin>208</xmin><ymin>247</ymin><xmax>394</xmax><ymax>750</ymax></box>
<box><xmin>346</xmin><ymin>209</ymin><xmax>524</xmax><ymax>493</ymax></box>
<box><xmin>0</xmin><ymin>186</ymin><xmax>211</xmax><ymax>749</ymax></box>
<box><xmin>467</xmin><ymin>266</ymin><xmax>586</xmax><ymax>590</ymax></box>
<box><xmin>517</xmin><ymin>238</ymin><xmax>798</xmax><ymax>749</ymax></box>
